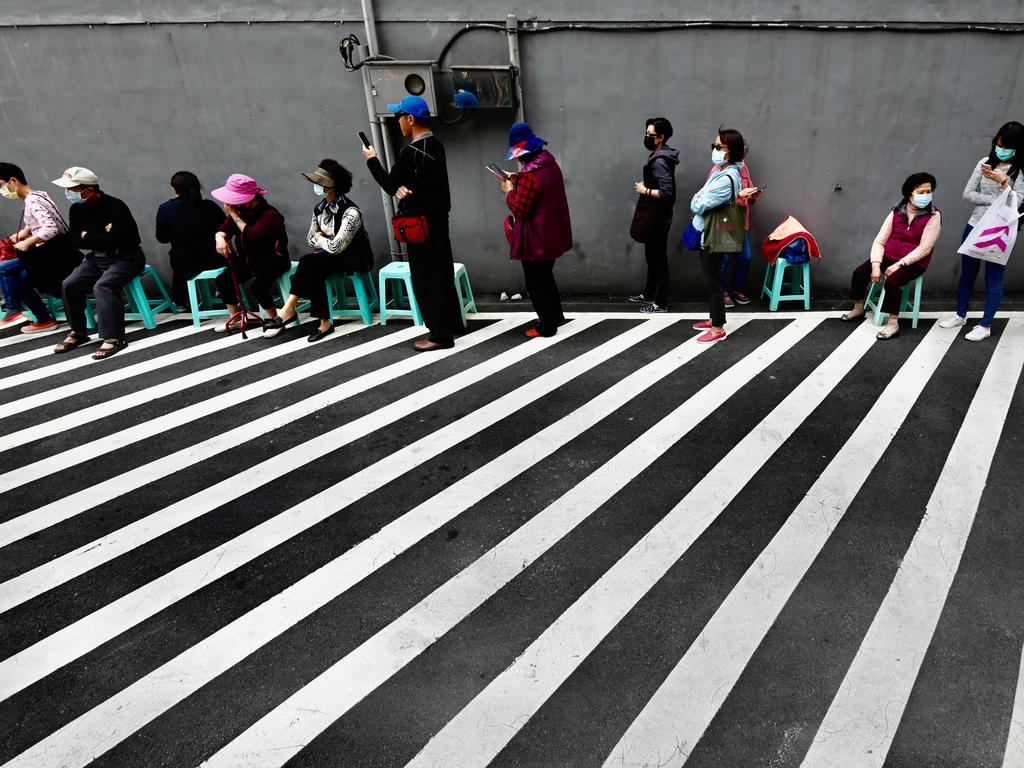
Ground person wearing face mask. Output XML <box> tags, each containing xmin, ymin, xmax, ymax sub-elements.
<box><xmin>361</xmin><ymin>95</ymin><xmax>464</xmax><ymax>351</ymax></box>
<box><xmin>210</xmin><ymin>173</ymin><xmax>289</xmax><ymax>333</ymax></box>
<box><xmin>629</xmin><ymin>117</ymin><xmax>679</xmax><ymax>313</ymax></box>
<box><xmin>0</xmin><ymin>162</ymin><xmax>81</xmax><ymax>332</ymax></box>
<box><xmin>155</xmin><ymin>171</ymin><xmax>226</xmax><ymax>309</ymax></box>
<box><xmin>263</xmin><ymin>159</ymin><xmax>374</xmax><ymax>342</ymax></box>
<box><xmin>938</xmin><ymin>120</ymin><xmax>1024</xmax><ymax>341</ymax></box>
<box><xmin>841</xmin><ymin>172</ymin><xmax>941</xmax><ymax>340</ymax></box>
<box><xmin>689</xmin><ymin>128</ymin><xmax>754</xmax><ymax>343</ymax></box>
<box><xmin>496</xmin><ymin>121</ymin><xmax>572</xmax><ymax>337</ymax></box>
<box><xmin>53</xmin><ymin>166</ymin><xmax>146</xmax><ymax>358</ymax></box>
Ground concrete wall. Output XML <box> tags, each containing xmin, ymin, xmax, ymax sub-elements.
<box><xmin>2</xmin><ymin>2</ymin><xmax>1023</xmax><ymax>296</ymax></box>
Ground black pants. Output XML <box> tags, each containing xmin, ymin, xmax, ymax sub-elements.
<box><xmin>522</xmin><ymin>259</ymin><xmax>564</xmax><ymax>336</ymax></box>
<box><xmin>62</xmin><ymin>253</ymin><xmax>145</xmax><ymax>338</ymax></box>
<box><xmin>643</xmin><ymin>219</ymin><xmax>671</xmax><ymax>307</ymax></box>
<box><xmin>406</xmin><ymin>218</ymin><xmax>464</xmax><ymax>345</ymax></box>
<box><xmin>170</xmin><ymin>250</ymin><xmax>226</xmax><ymax>306</ymax></box>
<box><xmin>215</xmin><ymin>253</ymin><xmax>290</xmax><ymax>311</ymax></box>
<box><xmin>851</xmin><ymin>258</ymin><xmax>927</xmax><ymax>314</ymax></box>
<box><xmin>699</xmin><ymin>249</ymin><xmax>727</xmax><ymax>327</ymax></box>
<box><xmin>290</xmin><ymin>250</ymin><xmax>368</xmax><ymax>320</ymax></box>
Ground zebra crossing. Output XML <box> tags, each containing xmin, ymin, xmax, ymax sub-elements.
<box><xmin>1</xmin><ymin>310</ymin><xmax>1023</xmax><ymax>767</ymax></box>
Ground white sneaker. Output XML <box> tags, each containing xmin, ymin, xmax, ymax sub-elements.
<box><xmin>965</xmin><ymin>325</ymin><xmax>991</xmax><ymax>342</ymax></box>
<box><xmin>213</xmin><ymin>321</ymin><xmax>231</xmax><ymax>333</ymax></box>
<box><xmin>938</xmin><ymin>314</ymin><xmax>966</xmax><ymax>329</ymax></box>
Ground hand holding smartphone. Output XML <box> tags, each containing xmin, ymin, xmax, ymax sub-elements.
<box><xmin>358</xmin><ymin>131</ymin><xmax>372</xmax><ymax>149</ymax></box>
<box><xmin>486</xmin><ymin>163</ymin><xmax>511</xmax><ymax>181</ymax></box>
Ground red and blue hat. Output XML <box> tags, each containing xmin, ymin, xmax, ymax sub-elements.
<box><xmin>506</xmin><ymin>121</ymin><xmax>547</xmax><ymax>160</ymax></box>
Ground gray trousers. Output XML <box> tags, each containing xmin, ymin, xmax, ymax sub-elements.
<box><xmin>62</xmin><ymin>253</ymin><xmax>145</xmax><ymax>338</ymax></box>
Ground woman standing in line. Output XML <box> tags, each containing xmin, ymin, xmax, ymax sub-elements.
<box><xmin>629</xmin><ymin>117</ymin><xmax>678</xmax><ymax>313</ymax></box>
<box><xmin>938</xmin><ymin>120</ymin><xmax>1024</xmax><ymax>341</ymax></box>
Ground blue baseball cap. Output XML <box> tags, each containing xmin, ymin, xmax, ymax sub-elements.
<box><xmin>387</xmin><ymin>95</ymin><xmax>431</xmax><ymax>119</ymax></box>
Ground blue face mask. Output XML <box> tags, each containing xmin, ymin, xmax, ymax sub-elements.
<box><xmin>912</xmin><ymin>192</ymin><xmax>932</xmax><ymax>209</ymax></box>
<box><xmin>995</xmin><ymin>146</ymin><xmax>1016</xmax><ymax>162</ymax></box>
<box><xmin>711</xmin><ymin>148</ymin><xmax>727</xmax><ymax>166</ymax></box>
<box><xmin>313</xmin><ymin>184</ymin><xmax>325</xmax><ymax>197</ymax></box>
<box><xmin>65</xmin><ymin>189</ymin><xmax>84</xmax><ymax>203</ymax></box>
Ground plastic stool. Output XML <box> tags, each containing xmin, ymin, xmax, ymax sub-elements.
<box><xmin>326</xmin><ymin>272</ymin><xmax>379</xmax><ymax>325</ymax></box>
<box><xmin>761</xmin><ymin>259</ymin><xmax>811</xmax><ymax>311</ymax></box>
<box><xmin>86</xmin><ymin>264</ymin><xmax>173</xmax><ymax>330</ymax></box>
<box><xmin>453</xmin><ymin>262</ymin><xmax>477</xmax><ymax>325</ymax></box>
<box><xmin>185</xmin><ymin>267</ymin><xmax>229</xmax><ymax>327</ymax></box>
<box><xmin>865</xmin><ymin>274</ymin><xmax>923</xmax><ymax>328</ymax></box>
<box><xmin>378</xmin><ymin>261</ymin><xmax>423</xmax><ymax>326</ymax></box>
<box><xmin>277</xmin><ymin>261</ymin><xmax>310</xmax><ymax>314</ymax></box>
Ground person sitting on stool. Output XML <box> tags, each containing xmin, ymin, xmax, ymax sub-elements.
<box><xmin>264</xmin><ymin>159</ymin><xmax>375</xmax><ymax>342</ymax></box>
<box><xmin>210</xmin><ymin>173</ymin><xmax>289</xmax><ymax>333</ymax></box>
<box><xmin>53</xmin><ymin>166</ymin><xmax>145</xmax><ymax>360</ymax></box>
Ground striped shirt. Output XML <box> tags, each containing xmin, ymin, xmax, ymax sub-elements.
<box><xmin>22</xmin><ymin>191</ymin><xmax>68</xmax><ymax>241</ymax></box>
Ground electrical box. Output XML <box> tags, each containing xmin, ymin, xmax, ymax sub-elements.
<box><xmin>364</xmin><ymin>61</ymin><xmax>439</xmax><ymax>117</ymax></box>
<box><xmin>448</xmin><ymin>65</ymin><xmax>516</xmax><ymax>109</ymax></box>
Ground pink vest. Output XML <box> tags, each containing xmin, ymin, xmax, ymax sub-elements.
<box><xmin>510</xmin><ymin>151</ymin><xmax>573</xmax><ymax>262</ymax></box>
<box><xmin>883</xmin><ymin>207</ymin><xmax>938</xmax><ymax>270</ymax></box>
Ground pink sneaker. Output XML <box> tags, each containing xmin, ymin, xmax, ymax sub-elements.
<box><xmin>697</xmin><ymin>329</ymin><xmax>727</xmax><ymax>343</ymax></box>
<box><xmin>0</xmin><ymin>311</ymin><xmax>26</xmax><ymax>326</ymax></box>
<box><xmin>21</xmin><ymin>320</ymin><xmax>59</xmax><ymax>334</ymax></box>
<box><xmin>692</xmin><ymin>319</ymin><xmax>713</xmax><ymax>331</ymax></box>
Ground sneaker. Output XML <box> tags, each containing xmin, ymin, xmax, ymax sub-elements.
<box><xmin>628</xmin><ymin>294</ymin><xmax>649</xmax><ymax>304</ymax></box>
<box><xmin>938</xmin><ymin>314</ymin><xmax>967</xmax><ymax>329</ymax></box>
<box><xmin>20</xmin><ymin>320</ymin><xmax>59</xmax><ymax>334</ymax></box>
<box><xmin>639</xmin><ymin>302</ymin><xmax>668</xmax><ymax>313</ymax></box>
<box><xmin>692</xmin><ymin>319</ymin><xmax>713</xmax><ymax>331</ymax></box>
<box><xmin>732</xmin><ymin>291</ymin><xmax>751</xmax><ymax>305</ymax></box>
<box><xmin>965</xmin><ymin>325</ymin><xmax>991</xmax><ymax>342</ymax></box>
<box><xmin>697</xmin><ymin>329</ymin><xmax>727</xmax><ymax>343</ymax></box>
<box><xmin>723</xmin><ymin>293</ymin><xmax>735</xmax><ymax>309</ymax></box>
<box><xmin>0</xmin><ymin>310</ymin><xmax>26</xmax><ymax>326</ymax></box>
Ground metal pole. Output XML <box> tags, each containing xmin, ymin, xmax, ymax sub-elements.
<box><xmin>506</xmin><ymin>13</ymin><xmax>525</xmax><ymax>123</ymax></box>
<box><xmin>360</xmin><ymin>0</ymin><xmax>403</xmax><ymax>261</ymax></box>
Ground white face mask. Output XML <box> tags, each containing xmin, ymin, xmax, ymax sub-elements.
<box><xmin>313</xmin><ymin>184</ymin><xmax>325</xmax><ymax>197</ymax></box>
<box><xmin>0</xmin><ymin>184</ymin><xmax>17</xmax><ymax>200</ymax></box>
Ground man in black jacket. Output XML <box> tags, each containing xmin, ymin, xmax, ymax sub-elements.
<box><xmin>53</xmin><ymin>167</ymin><xmax>146</xmax><ymax>359</ymax></box>
<box><xmin>362</xmin><ymin>95</ymin><xmax>464</xmax><ymax>351</ymax></box>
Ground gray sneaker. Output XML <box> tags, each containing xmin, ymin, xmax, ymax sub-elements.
<box><xmin>938</xmin><ymin>314</ymin><xmax>966</xmax><ymax>329</ymax></box>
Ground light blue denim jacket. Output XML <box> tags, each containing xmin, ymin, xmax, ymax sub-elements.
<box><xmin>690</xmin><ymin>164</ymin><xmax>742</xmax><ymax>234</ymax></box>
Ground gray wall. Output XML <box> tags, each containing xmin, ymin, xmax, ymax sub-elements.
<box><xmin>2</xmin><ymin>2</ymin><xmax>1023</xmax><ymax>296</ymax></box>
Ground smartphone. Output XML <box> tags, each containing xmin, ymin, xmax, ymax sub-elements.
<box><xmin>756</xmin><ymin>185</ymin><xmax>768</xmax><ymax>193</ymax></box>
<box><xmin>358</xmin><ymin>131</ymin><xmax>372</xmax><ymax>149</ymax></box>
<box><xmin>981</xmin><ymin>163</ymin><xmax>993</xmax><ymax>171</ymax></box>
<box><xmin>486</xmin><ymin>163</ymin><xmax>511</xmax><ymax>181</ymax></box>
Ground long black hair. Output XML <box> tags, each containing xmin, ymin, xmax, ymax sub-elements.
<box><xmin>987</xmin><ymin>121</ymin><xmax>1023</xmax><ymax>181</ymax></box>
<box><xmin>170</xmin><ymin>170</ymin><xmax>203</xmax><ymax>205</ymax></box>
<box><xmin>318</xmin><ymin>158</ymin><xmax>353</xmax><ymax>196</ymax></box>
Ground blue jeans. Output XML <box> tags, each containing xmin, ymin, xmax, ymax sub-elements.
<box><xmin>955</xmin><ymin>224</ymin><xmax>1005</xmax><ymax>327</ymax></box>
<box><xmin>720</xmin><ymin>234</ymin><xmax>752</xmax><ymax>294</ymax></box>
<box><xmin>0</xmin><ymin>257</ymin><xmax>52</xmax><ymax>321</ymax></box>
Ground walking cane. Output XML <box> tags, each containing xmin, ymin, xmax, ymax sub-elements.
<box><xmin>222</xmin><ymin>243</ymin><xmax>264</xmax><ymax>339</ymax></box>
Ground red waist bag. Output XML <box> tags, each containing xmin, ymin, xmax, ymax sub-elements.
<box><xmin>391</xmin><ymin>215</ymin><xmax>430</xmax><ymax>245</ymax></box>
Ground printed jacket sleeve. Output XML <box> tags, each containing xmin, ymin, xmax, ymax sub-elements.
<box><xmin>317</xmin><ymin>208</ymin><xmax>363</xmax><ymax>254</ymax></box>
<box><xmin>506</xmin><ymin>171</ymin><xmax>541</xmax><ymax>218</ymax></box>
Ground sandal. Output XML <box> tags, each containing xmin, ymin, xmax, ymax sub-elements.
<box><xmin>53</xmin><ymin>331</ymin><xmax>90</xmax><ymax>354</ymax></box>
<box><xmin>840</xmin><ymin>308</ymin><xmax>865</xmax><ymax>322</ymax></box>
<box><xmin>91</xmin><ymin>337</ymin><xmax>128</xmax><ymax>360</ymax></box>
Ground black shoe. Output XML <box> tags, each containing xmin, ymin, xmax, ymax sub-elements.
<box><xmin>307</xmin><ymin>325</ymin><xmax>335</xmax><ymax>343</ymax></box>
<box><xmin>263</xmin><ymin>313</ymin><xmax>298</xmax><ymax>338</ymax></box>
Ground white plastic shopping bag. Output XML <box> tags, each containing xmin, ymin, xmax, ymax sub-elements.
<box><xmin>958</xmin><ymin>186</ymin><xmax>1020</xmax><ymax>265</ymax></box>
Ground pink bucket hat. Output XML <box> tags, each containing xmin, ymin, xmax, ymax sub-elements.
<box><xmin>211</xmin><ymin>173</ymin><xmax>266</xmax><ymax>205</ymax></box>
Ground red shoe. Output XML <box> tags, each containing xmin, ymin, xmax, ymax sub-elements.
<box><xmin>0</xmin><ymin>311</ymin><xmax>26</xmax><ymax>326</ymax></box>
<box><xmin>692</xmin><ymin>319</ymin><xmax>713</xmax><ymax>331</ymax></box>
<box><xmin>21</xmin><ymin>320</ymin><xmax>59</xmax><ymax>334</ymax></box>
<box><xmin>525</xmin><ymin>328</ymin><xmax>542</xmax><ymax>338</ymax></box>
<box><xmin>697</xmin><ymin>329</ymin><xmax>727</xmax><ymax>343</ymax></box>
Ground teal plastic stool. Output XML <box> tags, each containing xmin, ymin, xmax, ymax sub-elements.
<box><xmin>378</xmin><ymin>261</ymin><xmax>423</xmax><ymax>326</ymax></box>
<box><xmin>453</xmin><ymin>262</ymin><xmax>477</xmax><ymax>325</ymax></box>
<box><xmin>185</xmin><ymin>267</ymin><xmax>229</xmax><ymax>327</ymax></box>
<box><xmin>277</xmin><ymin>261</ymin><xmax>310</xmax><ymax>314</ymax></box>
<box><xmin>865</xmin><ymin>274</ymin><xmax>923</xmax><ymax>329</ymax></box>
<box><xmin>761</xmin><ymin>258</ymin><xmax>811</xmax><ymax>311</ymax></box>
<box><xmin>326</xmin><ymin>272</ymin><xmax>379</xmax><ymax>326</ymax></box>
<box><xmin>86</xmin><ymin>264</ymin><xmax>173</xmax><ymax>330</ymax></box>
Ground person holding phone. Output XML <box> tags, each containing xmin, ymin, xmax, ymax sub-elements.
<box><xmin>629</xmin><ymin>117</ymin><xmax>678</xmax><ymax>313</ymax></box>
<box><xmin>938</xmin><ymin>120</ymin><xmax>1024</xmax><ymax>341</ymax></box>
<box><xmin>708</xmin><ymin>142</ymin><xmax>761</xmax><ymax>308</ymax></box>
<box><xmin>361</xmin><ymin>95</ymin><xmax>464</xmax><ymax>351</ymax></box>
<box><xmin>841</xmin><ymin>172</ymin><xmax>941</xmax><ymax>340</ymax></box>
<box><xmin>496</xmin><ymin>122</ymin><xmax>572</xmax><ymax>337</ymax></box>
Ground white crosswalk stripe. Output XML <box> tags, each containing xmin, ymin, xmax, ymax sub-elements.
<box><xmin>1</xmin><ymin>311</ymin><xmax>1022</xmax><ymax>768</ymax></box>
